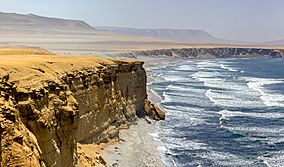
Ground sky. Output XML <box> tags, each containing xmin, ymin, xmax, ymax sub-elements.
<box><xmin>0</xmin><ymin>0</ymin><xmax>283</xmax><ymax>42</ymax></box>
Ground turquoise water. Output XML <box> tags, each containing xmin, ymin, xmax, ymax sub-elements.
<box><xmin>148</xmin><ymin>58</ymin><xmax>284</xmax><ymax>167</ymax></box>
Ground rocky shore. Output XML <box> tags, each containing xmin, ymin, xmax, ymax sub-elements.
<box><xmin>123</xmin><ymin>47</ymin><xmax>284</xmax><ymax>58</ymax></box>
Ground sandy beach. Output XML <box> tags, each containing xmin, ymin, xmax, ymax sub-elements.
<box><xmin>100</xmin><ymin>119</ymin><xmax>165</xmax><ymax>167</ymax></box>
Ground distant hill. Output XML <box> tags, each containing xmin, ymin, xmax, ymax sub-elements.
<box><xmin>96</xmin><ymin>27</ymin><xmax>243</xmax><ymax>45</ymax></box>
<box><xmin>0</xmin><ymin>12</ymin><xmax>95</xmax><ymax>32</ymax></box>
<box><xmin>262</xmin><ymin>39</ymin><xmax>284</xmax><ymax>46</ymax></box>
<box><xmin>0</xmin><ymin>12</ymin><xmax>195</xmax><ymax>55</ymax></box>
<box><xmin>1</xmin><ymin>12</ymin><xmax>269</xmax><ymax>56</ymax></box>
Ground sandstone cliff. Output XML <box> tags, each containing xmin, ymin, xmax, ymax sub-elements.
<box><xmin>125</xmin><ymin>47</ymin><xmax>284</xmax><ymax>58</ymax></box>
<box><xmin>0</xmin><ymin>52</ymin><xmax>147</xmax><ymax>166</ymax></box>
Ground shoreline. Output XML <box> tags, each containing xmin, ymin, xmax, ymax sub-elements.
<box><xmin>99</xmin><ymin>57</ymin><xmax>175</xmax><ymax>167</ymax></box>
<box><xmin>100</xmin><ymin>119</ymin><xmax>166</xmax><ymax>167</ymax></box>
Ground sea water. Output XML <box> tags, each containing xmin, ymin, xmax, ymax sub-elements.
<box><xmin>148</xmin><ymin>58</ymin><xmax>284</xmax><ymax>167</ymax></box>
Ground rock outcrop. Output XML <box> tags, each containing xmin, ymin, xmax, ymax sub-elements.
<box><xmin>125</xmin><ymin>47</ymin><xmax>284</xmax><ymax>58</ymax></box>
<box><xmin>0</xmin><ymin>54</ymin><xmax>147</xmax><ymax>166</ymax></box>
<box><xmin>144</xmin><ymin>100</ymin><xmax>165</xmax><ymax>121</ymax></box>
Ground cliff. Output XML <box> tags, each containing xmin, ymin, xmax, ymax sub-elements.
<box><xmin>2</xmin><ymin>45</ymin><xmax>280</xmax><ymax>166</ymax></box>
<box><xmin>125</xmin><ymin>47</ymin><xmax>284</xmax><ymax>58</ymax></box>
<box><xmin>0</xmin><ymin>52</ymin><xmax>147</xmax><ymax>166</ymax></box>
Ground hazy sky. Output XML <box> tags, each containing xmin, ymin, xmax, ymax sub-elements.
<box><xmin>0</xmin><ymin>0</ymin><xmax>283</xmax><ymax>42</ymax></box>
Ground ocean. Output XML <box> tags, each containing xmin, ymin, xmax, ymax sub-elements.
<box><xmin>148</xmin><ymin>58</ymin><xmax>284</xmax><ymax>167</ymax></box>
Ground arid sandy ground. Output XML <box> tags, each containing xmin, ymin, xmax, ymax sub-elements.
<box><xmin>0</xmin><ymin>47</ymin><xmax>140</xmax><ymax>88</ymax></box>
<box><xmin>0</xmin><ymin>29</ymin><xmax>188</xmax><ymax>55</ymax></box>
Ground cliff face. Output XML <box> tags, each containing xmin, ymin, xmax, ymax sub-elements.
<box><xmin>1</xmin><ymin>79</ymin><xmax>79</xmax><ymax>167</ymax></box>
<box><xmin>66</xmin><ymin>61</ymin><xmax>147</xmax><ymax>144</ymax></box>
<box><xmin>126</xmin><ymin>48</ymin><xmax>284</xmax><ymax>58</ymax></box>
<box><xmin>0</xmin><ymin>54</ymin><xmax>147</xmax><ymax>166</ymax></box>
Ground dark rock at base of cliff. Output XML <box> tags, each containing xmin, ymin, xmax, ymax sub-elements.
<box><xmin>154</xmin><ymin>105</ymin><xmax>166</xmax><ymax>120</ymax></box>
<box><xmin>144</xmin><ymin>100</ymin><xmax>165</xmax><ymax>120</ymax></box>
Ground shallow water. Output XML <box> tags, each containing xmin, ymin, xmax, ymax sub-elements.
<box><xmin>148</xmin><ymin>58</ymin><xmax>284</xmax><ymax>167</ymax></box>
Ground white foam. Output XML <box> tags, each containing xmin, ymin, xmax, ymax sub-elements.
<box><xmin>162</xmin><ymin>91</ymin><xmax>173</xmax><ymax>103</ymax></box>
<box><xmin>198</xmin><ymin>149</ymin><xmax>254</xmax><ymax>166</ymax></box>
<box><xmin>163</xmin><ymin>75</ymin><xmax>185</xmax><ymax>82</ymax></box>
<box><xmin>219</xmin><ymin>61</ymin><xmax>245</xmax><ymax>73</ymax></box>
<box><xmin>191</xmin><ymin>71</ymin><xmax>227</xmax><ymax>89</ymax></box>
<box><xmin>220</xmin><ymin>63</ymin><xmax>239</xmax><ymax>72</ymax></box>
<box><xmin>205</xmin><ymin>89</ymin><xmax>262</xmax><ymax>108</ymax></box>
<box><xmin>148</xmin><ymin>132</ymin><xmax>159</xmax><ymax>139</ymax></box>
<box><xmin>162</xmin><ymin>107</ymin><xmax>215</xmax><ymax>127</ymax></box>
<box><xmin>175</xmin><ymin>64</ymin><xmax>197</xmax><ymax>71</ymax></box>
<box><xmin>148</xmin><ymin>73</ymin><xmax>164</xmax><ymax>83</ymax></box>
<box><xmin>166</xmin><ymin>84</ymin><xmax>189</xmax><ymax>92</ymax></box>
<box><xmin>196</xmin><ymin>61</ymin><xmax>220</xmax><ymax>69</ymax></box>
<box><xmin>190</xmin><ymin>70</ymin><xmax>249</xmax><ymax>92</ymax></box>
<box><xmin>223</xmin><ymin>125</ymin><xmax>284</xmax><ymax>135</ymax></box>
<box><xmin>218</xmin><ymin>110</ymin><xmax>284</xmax><ymax>120</ymax></box>
<box><xmin>266</xmin><ymin>136</ymin><xmax>284</xmax><ymax>145</ymax></box>
<box><xmin>164</xmin><ymin>93</ymin><xmax>205</xmax><ymax>105</ymax></box>
<box><xmin>147</xmin><ymin>66</ymin><xmax>160</xmax><ymax>70</ymax></box>
<box><xmin>205</xmin><ymin>89</ymin><xmax>217</xmax><ymax>104</ymax></box>
<box><xmin>257</xmin><ymin>151</ymin><xmax>284</xmax><ymax>167</ymax></box>
<box><xmin>165</xmin><ymin>84</ymin><xmax>205</xmax><ymax>99</ymax></box>
<box><xmin>162</xmin><ymin>104</ymin><xmax>190</xmax><ymax>112</ymax></box>
<box><xmin>191</xmin><ymin>71</ymin><xmax>221</xmax><ymax>79</ymax></box>
<box><xmin>244</xmin><ymin>77</ymin><xmax>284</xmax><ymax>107</ymax></box>
<box><xmin>151</xmin><ymin>128</ymin><xmax>178</xmax><ymax>167</ymax></box>
<box><xmin>157</xmin><ymin>73</ymin><xmax>163</xmax><ymax>77</ymax></box>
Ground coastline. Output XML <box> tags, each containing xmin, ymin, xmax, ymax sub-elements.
<box><xmin>99</xmin><ymin>57</ymin><xmax>175</xmax><ymax>167</ymax></box>
<box><xmin>1</xmin><ymin>10</ymin><xmax>284</xmax><ymax>167</ymax></box>
<box><xmin>100</xmin><ymin>119</ymin><xmax>165</xmax><ymax>167</ymax></box>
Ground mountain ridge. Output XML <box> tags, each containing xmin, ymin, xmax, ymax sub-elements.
<box><xmin>96</xmin><ymin>26</ymin><xmax>245</xmax><ymax>45</ymax></box>
<box><xmin>262</xmin><ymin>39</ymin><xmax>284</xmax><ymax>46</ymax></box>
<box><xmin>0</xmin><ymin>12</ymin><xmax>95</xmax><ymax>32</ymax></box>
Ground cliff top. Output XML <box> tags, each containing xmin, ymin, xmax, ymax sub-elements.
<box><xmin>0</xmin><ymin>47</ymin><xmax>142</xmax><ymax>88</ymax></box>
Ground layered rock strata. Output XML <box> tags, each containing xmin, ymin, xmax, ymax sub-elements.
<box><xmin>0</xmin><ymin>54</ymin><xmax>147</xmax><ymax>166</ymax></box>
<box><xmin>126</xmin><ymin>47</ymin><xmax>284</xmax><ymax>58</ymax></box>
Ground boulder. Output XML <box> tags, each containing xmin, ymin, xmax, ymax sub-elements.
<box><xmin>154</xmin><ymin>106</ymin><xmax>165</xmax><ymax>120</ymax></box>
<box><xmin>144</xmin><ymin>99</ymin><xmax>166</xmax><ymax>121</ymax></box>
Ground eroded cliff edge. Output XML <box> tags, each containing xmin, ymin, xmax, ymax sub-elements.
<box><xmin>0</xmin><ymin>54</ymin><xmax>147</xmax><ymax>166</ymax></box>
<box><xmin>124</xmin><ymin>47</ymin><xmax>284</xmax><ymax>58</ymax></box>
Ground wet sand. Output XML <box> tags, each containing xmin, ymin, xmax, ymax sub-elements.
<box><xmin>100</xmin><ymin>119</ymin><xmax>165</xmax><ymax>167</ymax></box>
